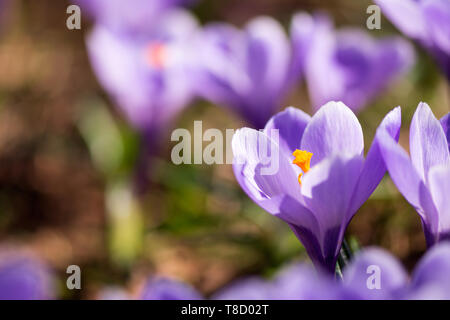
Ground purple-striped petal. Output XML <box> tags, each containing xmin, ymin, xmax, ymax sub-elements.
<box><xmin>422</xmin><ymin>0</ymin><xmax>450</xmax><ymax>55</ymax></box>
<box><xmin>410</xmin><ymin>102</ymin><xmax>450</xmax><ymax>183</ymax></box>
<box><xmin>263</xmin><ymin>107</ymin><xmax>311</xmax><ymax>156</ymax></box>
<box><xmin>232</xmin><ymin>128</ymin><xmax>320</xmax><ymax>231</ymax></box>
<box><xmin>343</xmin><ymin>248</ymin><xmax>408</xmax><ymax>300</ymax></box>
<box><xmin>377</xmin><ymin>124</ymin><xmax>440</xmax><ymax>244</ymax></box>
<box><xmin>349</xmin><ymin>107</ymin><xmax>402</xmax><ymax>214</ymax></box>
<box><xmin>428</xmin><ymin>165</ymin><xmax>450</xmax><ymax>239</ymax></box>
<box><xmin>441</xmin><ymin>113</ymin><xmax>450</xmax><ymax>151</ymax></box>
<box><xmin>374</xmin><ymin>0</ymin><xmax>428</xmax><ymax>43</ymax></box>
<box><xmin>301</xmin><ymin>101</ymin><xmax>364</xmax><ymax>166</ymax></box>
<box><xmin>301</xmin><ymin>154</ymin><xmax>364</xmax><ymax>270</ymax></box>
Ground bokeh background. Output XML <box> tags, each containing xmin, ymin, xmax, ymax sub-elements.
<box><xmin>0</xmin><ymin>0</ymin><xmax>448</xmax><ymax>299</ymax></box>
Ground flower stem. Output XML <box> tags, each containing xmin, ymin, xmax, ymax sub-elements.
<box><xmin>336</xmin><ymin>238</ymin><xmax>353</xmax><ymax>280</ymax></box>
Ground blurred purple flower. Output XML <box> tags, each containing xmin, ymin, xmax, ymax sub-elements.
<box><xmin>408</xmin><ymin>242</ymin><xmax>450</xmax><ymax>299</ymax></box>
<box><xmin>375</xmin><ymin>0</ymin><xmax>450</xmax><ymax>79</ymax></box>
<box><xmin>0</xmin><ymin>251</ymin><xmax>53</xmax><ymax>300</ymax></box>
<box><xmin>344</xmin><ymin>243</ymin><xmax>450</xmax><ymax>299</ymax></box>
<box><xmin>377</xmin><ymin>102</ymin><xmax>450</xmax><ymax>246</ymax></box>
<box><xmin>194</xmin><ymin>17</ymin><xmax>295</xmax><ymax>128</ymax></box>
<box><xmin>86</xmin><ymin>9</ymin><xmax>198</xmax><ymax>140</ymax></box>
<box><xmin>140</xmin><ymin>277</ymin><xmax>203</xmax><ymax>300</ymax></box>
<box><xmin>342</xmin><ymin>247</ymin><xmax>408</xmax><ymax>299</ymax></box>
<box><xmin>291</xmin><ymin>12</ymin><xmax>414</xmax><ymax>112</ymax></box>
<box><xmin>74</xmin><ymin>0</ymin><xmax>193</xmax><ymax>35</ymax></box>
<box><xmin>232</xmin><ymin>101</ymin><xmax>401</xmax><ymax>273</ymax></box>
<box><xmin>213</xmin><ymin>263</ymin><xmax>346</xmax><ymax>300</ymax></box>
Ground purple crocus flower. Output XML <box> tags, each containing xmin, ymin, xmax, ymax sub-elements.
<box><xmin>86</xmin><ymin>9</ymin><xmax>198</xmax><ymax>143</ymax></box>
<box><xmin>343</xmin><ymin>247</ymin><xmax>408</xmax><ymax>299</ymax></box>
<box><xmin>375</xmin><ymin>0</ymin><xmax>450</xmax><ymax>79</ymax></box>
<box><xmin>74</xmin><ymin>0</ymin><xmax>193</xmax><ymax>35</ymax></box>
<box><xmin>377</xmin><ymin>102</ymin><xmax>450</xmax><ymax>246</ymax></box>
<box><xmin>194</xmin><ymin>17</ymin><xmax>294</xmax><ymax>129</ymax></box>
<box><xmin>291</xmin><ymin>12</ymin><xmax>414</xmax><ymax>112</ymax></box>
<box><xmin>345</xmin><ymin>243</ymin><xmax>450</xmax><ymax>300</ymax></box>
<box><xmin>232</xmin><ymin>101</ymin><xmax>402</xmax><ymax>273</ymax></box>
<box><xmin>140</xmin><ymin>277</ymin><xmax>203</xmax><ymax>300</ymax></box>
<box><xmin>0</xmin><ymin>251</ymin><xmax>53</xmax><ymax>300</ymax></box>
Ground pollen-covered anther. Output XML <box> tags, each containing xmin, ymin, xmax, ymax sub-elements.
<box><xmin>292</xmin><ymin>149</ymin><xmax>313</xmax><ymax>185</ymax></box>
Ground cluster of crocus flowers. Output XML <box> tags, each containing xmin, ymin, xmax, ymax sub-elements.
<box><xmin>0</xmin><ymin>251</ymin><xmax>53</xmax><ymax>300</ymax></box>
<box><xmin>232</xmin><ymin>101</ymin><xmax>402</xmax><ymax>273</ymax></box>
<box><xmin>291</xmin><ymin>12</ymin><xmax>414</xmax><ymax>112</ymax></box>
<box><xmin>375</xmin><ymin>0</ymin><xmax>450</xmax><ymax>80</ymax></box>
<box><xmin>377</xmin><ymin>102</ymin><xmax>450</xmax><ymax>246</ymax></box>
<box><xmin>193</xmin><ymin>16</ymin><xmax>295</xmax><ymax>129</ymax></box>
<box><xmin>129</xmin><ymin>243</ymin><xmax>450</xmax><ymax>300</ymax></box>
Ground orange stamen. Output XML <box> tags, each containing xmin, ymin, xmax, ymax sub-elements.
<box><xmin>292</xmin><ymin>149</ymin><xmax>313</xmax><ymax>185</ymax></box>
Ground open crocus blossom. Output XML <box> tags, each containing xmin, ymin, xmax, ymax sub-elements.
<box><xmin>194</xmin><ymin>17</ymin><xmax>294</xmax><ymax>129</ymax></box>
<box><xmin>375</xmin><ymin>0</ymin><xmax>450</xmax><ymax>80</ymax></box>
<box><xmin>86</xmin><ymin>9</ymin><xmax>198</xmax><ymax>141</ymax></box>
<box><xmin>0</xmin><ymin>251</ymin><xmax>53</xmax><ymax>300</ymax></box>
<box><xmin>232</xmin><ymin>101</ymin><xmax>402</xmax><ymax>273</ymax></box>
<box><xmin>377</xmin><ymin>102</ymin><xmax>450</xmax><ymax>246</ymax></box>
<box><xmin>291</xmin><ymin>12</ymin><xmax>414</xmax><ymax>112</ymax></box>
<box><xmin>140</xmin><ymin>277</ymin><xmax>203</xmax><ymax>300</ymax></box>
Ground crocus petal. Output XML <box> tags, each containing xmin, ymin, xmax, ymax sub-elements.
<box><xmin>374</xmin><ymin>0</ymin><xmax>428</xmax><ymax>43</ymax></box>
<box><xmin>289</xmin><ymin>12</ymin><xmax>316</xmax><ymax>84</ymax></box>
<box><xmin>410</xmin><ymin>242</ymin><xmax>450</xmax><ymax>299</ymax></box>
<box><xmin>301</xmin><ymin>101</ymin><xmax>364</xmax><ymax>166</ymax></box>
<box><xmin>301</xmin><ymin>154</ymin><xmax>364</xmax><ymax>270</ymax></box>
<box><xmin>193</xmin><ymin>23</ymin><xmax>249</xmax><ymax>111</ymax></box>
<box><xmin>440</xmin><ymin>113</ymin><xmax>450</xmax><ymax>151</ymax></box>
<box><xmin>349</xmin><ymin>107</ymin><xmax>402</xmax><ymax>214</ymax></box>
<box><xmin>428</xmin><ymin>165</ymin><xmax>450</xmax><ymax>238</ymax></box>
<box><xmin>377</xmin><ymin>127</ymin><xmax>439</xmax><ymax>243</ymax></box>
<box><xmin>343</xmin><ymin>247</ymin><xmax>408</xmax><ymax>300</ymax></box>
<box><xmin>140</xmin><ymin>278</ymin><xmax>202</xmax><ymax>300</ymax></box>
<box><xmin>245</xmin><ymin>17</ymin><xmax>291</xmax><ymax>96</ymax></box>
<box><xmin>422</xmin><ymin>0</ymin><xmax>450</xmax><ymax>55</ymax></box>
<box><xmin>263</xmin><ymin>107</ymin><xmax>311</xmax><ymax>156</ymax></box>
<box><xmin>410</xmin><ymin>102</ymin><xmax>450</xmax><ymax>183</ymax></box>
